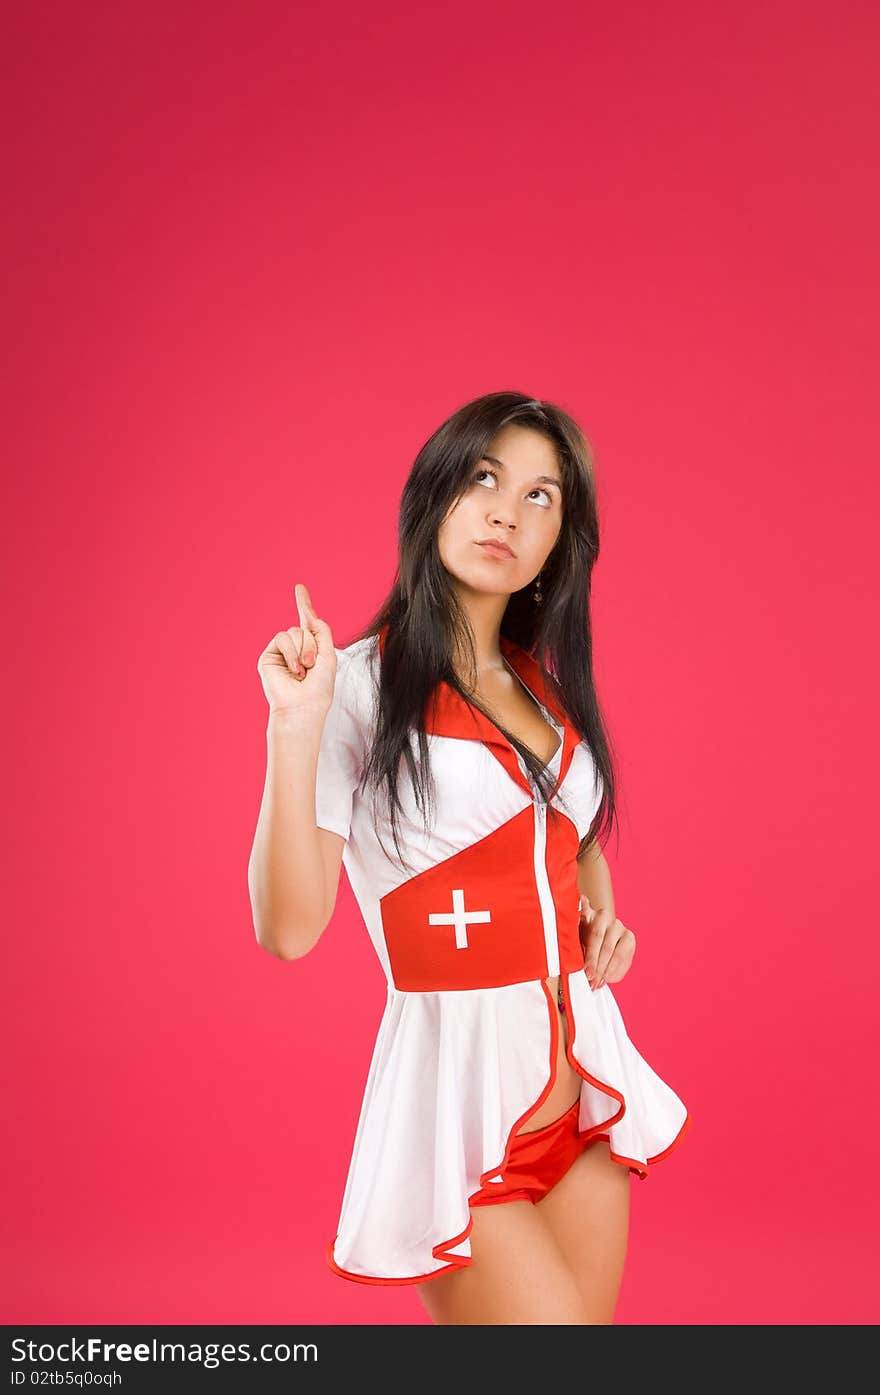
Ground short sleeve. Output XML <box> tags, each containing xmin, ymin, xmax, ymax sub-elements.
<box><xmin>314</xmin><ymin>647</ymin><xmax>369</xmax><ymax>842</ymax></box>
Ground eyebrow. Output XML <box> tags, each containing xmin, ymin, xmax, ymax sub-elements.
<box><xmin>480</xmin><ymin>454</ymin><xmax>563</xmax><ymax>492</ymax></box>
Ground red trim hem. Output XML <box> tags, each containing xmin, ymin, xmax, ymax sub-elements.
<box><xmin>326</xmin><ymin>1234</ymin><xmax>474</xmax><ymax>1287</ymax></box>
<box><xmin>559</xmin><ymin>972</ymin><xmax>693</xmax><ymax>1180</ymax></box>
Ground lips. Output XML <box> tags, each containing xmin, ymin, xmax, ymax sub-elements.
<box><xmin>476</xmin><ymin>540</ymin><xmax>515</xmax><ymax>559</ymax></box>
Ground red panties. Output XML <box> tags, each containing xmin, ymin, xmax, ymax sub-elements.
<box><xmin>468</xmin><ymin>1096</ymin><xmax>590</xmax><ymax>1208</ymax></box>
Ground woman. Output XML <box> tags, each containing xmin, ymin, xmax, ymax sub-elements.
<box><xmin>248</xmin><ymin>390</ymin><xmax>691</xmax><ymax>1325</ymax></box>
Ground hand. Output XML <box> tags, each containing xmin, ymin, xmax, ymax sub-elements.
<box><xmin>578</xmin><ymin>895</ymin><xmax>637</xmax><ymax>992</ymax></box>
<box><xmin>256</xmin><ymin>582</ymin><xmax>337</xmax><ymax>717</ymax></box>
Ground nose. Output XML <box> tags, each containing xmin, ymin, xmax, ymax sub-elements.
<box><xmin>486</xmin><ymin>498</ymin><xmax>518</xmax><ymax>530</ymax></box>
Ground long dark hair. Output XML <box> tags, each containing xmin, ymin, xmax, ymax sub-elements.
<box><xmin>342</xmin><ymin>389</ymin><xmax>618</xmax><ymax>874</ymax></box>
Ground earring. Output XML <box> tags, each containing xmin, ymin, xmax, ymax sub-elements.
<box><xmin>532</xmin><ymin>571</ymin><xmax>543</xmax><ymax>605</ymax></box>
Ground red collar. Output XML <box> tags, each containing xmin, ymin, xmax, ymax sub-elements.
<box><xmin>377</xmin><ymin>624</ymin><xmax>581</xmax><ymax>798</ymax></box>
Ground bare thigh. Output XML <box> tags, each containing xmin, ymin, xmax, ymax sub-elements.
<box><xmin>416</xmin><ymin>1199</ymin><xmax>589</xmax><ymax>1325</ymax></box>
<box><xmin>534</xmin><ymin>1139</ymin><xmax>631</xmax><ymax>1323</ymax></box>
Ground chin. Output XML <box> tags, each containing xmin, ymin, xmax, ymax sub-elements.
<box><xmin>459</xmin><ymin>571</ymin><xmax>517</xmax><ymax>597</ymax></box>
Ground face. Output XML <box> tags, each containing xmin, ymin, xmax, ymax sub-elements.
<box><xmin>438</xmin><ymin>425</ymin><xmax>564</xmax><ymax>597</ymax></box>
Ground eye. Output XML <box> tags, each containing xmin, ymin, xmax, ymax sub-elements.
<box><xmin>471</xmin><ymin>468</ymin><xmax>553</xmax><ymax>507</ymax></box>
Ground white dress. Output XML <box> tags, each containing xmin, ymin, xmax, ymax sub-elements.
<box><xmin>312</xmin><ymin>626</ymin><xmax>691</xmax><ymax>1286</ymax></box>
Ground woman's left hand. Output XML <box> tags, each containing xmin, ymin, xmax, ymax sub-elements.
<box><xmin>578</xmin><ymin>896</ymin><xmax>637</xmax><ymax>991</ymax></box>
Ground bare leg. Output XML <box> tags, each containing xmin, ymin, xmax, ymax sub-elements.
<box><xmin>534</xmin><ymin>1139</ymin><xmax>631</xmax><ymax>1323</ymax></box>
<box><xmin>416</xmin><ymin>1198</ymin><xmax>590</xmax><ymax>1325</ymax></box>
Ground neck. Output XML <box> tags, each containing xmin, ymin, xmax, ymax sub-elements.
<box><xmin>450</xmin><ymin>587</ymin><xmax>511</xmax><ymax>682</ymax></box>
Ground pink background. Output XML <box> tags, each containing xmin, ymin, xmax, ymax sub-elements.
<box><xmin>5</xmin><ymin>1</ymin><xmax>879</xmax><ymax>1324</ymax></box>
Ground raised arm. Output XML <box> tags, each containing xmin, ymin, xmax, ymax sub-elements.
<box><xmin>247</xmin><ymin>583</ymin><xmax>348</xmax><ymax>960</ymax></box>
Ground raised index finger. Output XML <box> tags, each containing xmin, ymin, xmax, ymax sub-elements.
<box><xmin>294</xmin><ymin>582</ymin><xmax>319</xmax><ymax>635</ymax></box>
<box><xmin>293</xmin><ymin>582</ymin><xmax>331</xmax><ymax>663</ymax></box>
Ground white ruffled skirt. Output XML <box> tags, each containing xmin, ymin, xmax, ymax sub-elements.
<box><xmin>326</xmin><ymin>967</ymin><xmax>691</xmax><ymax>1285</ymax></box>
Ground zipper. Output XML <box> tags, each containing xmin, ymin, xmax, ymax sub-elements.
<box><xmin>532</xmin><ymin>799</ymin><xmax>560</xmax><ymax>976</ymax></box>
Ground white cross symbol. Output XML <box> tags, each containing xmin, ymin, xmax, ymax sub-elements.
<box><xmin>428</xmin><ymin>888</ymin><xmax>491</xmax><ymax>950</ymax></box>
